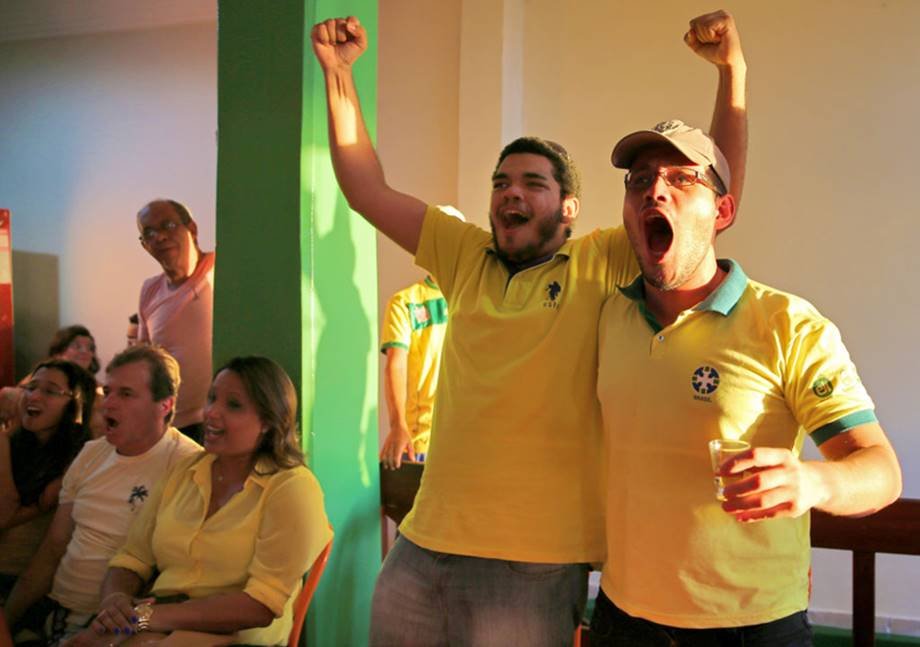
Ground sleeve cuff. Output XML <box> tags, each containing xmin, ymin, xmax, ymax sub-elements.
<box><xmin>381</xmin><ymin>341</ymin><xmax>409</xmax><ymax>353</ymax></box>
<box><xmin>243</xmin><ymin>577</ymin><xmax>290</xmax><ymax>617</ymax></box>
<box><xmin>108</xmin><ymin>551</ymin><xmax>154</xmax><ymax>582</ymax></box>
<box><xmin>811</xmin><ymin>409</ymin><xmax>878</xmax><ymax>446</ymax></box>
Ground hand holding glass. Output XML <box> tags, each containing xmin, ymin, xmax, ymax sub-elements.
<box><xmin>708</xmin><ymin>439</ymin><xmax>750</xmax><ymax>501</ymax></box>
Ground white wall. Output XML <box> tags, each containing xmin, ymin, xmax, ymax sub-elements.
<box><xmin>0</xmin><ymin>21</ymin><xmax>217</xmax><ymax>376</ymax></box>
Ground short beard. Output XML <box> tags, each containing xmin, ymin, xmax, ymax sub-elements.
<box><xmin>640</xmin><ymin>238</ymin><xmax>709</xmax><ymax>292</ymax></box>
<box><xmin>490</xmin><ymin>208</ymin><xmax>570</xmax><ymax>267</ymax></box>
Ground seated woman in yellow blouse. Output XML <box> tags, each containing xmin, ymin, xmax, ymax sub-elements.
<box><xmin>71</xmin><ymin>356</ymin><xmax>332</xmax><ymax>646</ymax></box>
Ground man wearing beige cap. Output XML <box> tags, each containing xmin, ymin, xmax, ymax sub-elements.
<box><xmin>590</xmin><ymin>121</ymin><xmax>902</xmax><ymax>645</ymax></box>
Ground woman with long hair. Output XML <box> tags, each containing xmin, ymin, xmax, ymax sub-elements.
<box><xmin>76</xmin><ymin>356</ymin><xmax>331</xmax><ymax>647</ymax></box>
<box><xmin>0</xmin><ymin>359</ymin><xmax>95</xmax><ymax>586</ymax></box>
<box><xmin>46</xmin><ymin>325</ymin><xmax>101</xmax><ymax>375</ymax></box>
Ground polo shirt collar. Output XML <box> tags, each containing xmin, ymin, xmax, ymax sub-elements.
<box><xmin>485</xmin><ymin>238</ymin><xmax>574</xmax><ymax>263</ymax></box>
<box><xmin>618</xmin><ymin>259</ymin><xmax>748</xmax><ymax>316</ymax></box>
<box><xmin>191</xmin><ymin>452</ymin><xmax>273</xmax><ymax>489</ymax></box>
<box><xmin>697</xmin><ymin>259</ymin><xmax>747</xmax><ymax>315</ymax></box>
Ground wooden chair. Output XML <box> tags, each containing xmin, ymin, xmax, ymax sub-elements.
<box><xmin>379</xmin><ymin>461</ymin><xmax>424</xmax><ymax>525</ymax></box>
<box><xmin>287</xmin><ymin>537</ymin><xmax>334</xmax><ymax>647</ymax></box>
<box><xmin>810</xmin><ymin>497</ymin><xmax>920</xmax><ymax>646</ymax></box>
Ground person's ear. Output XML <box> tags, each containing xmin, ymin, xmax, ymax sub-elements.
<box><xmin>714</xmin><ymin>194</ymin><xmax>736</xmax><ymax>234</ymax></box>
<box><xmin>562</xmin><ymin>195</ymin><xmax>580</xmax><ymax>226</ymax></box>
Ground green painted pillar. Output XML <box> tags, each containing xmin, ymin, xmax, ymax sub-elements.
<box><xmin>215</xmin><ymin>1</ymin><xmax>379</xmax><ymax>645</ymax></box>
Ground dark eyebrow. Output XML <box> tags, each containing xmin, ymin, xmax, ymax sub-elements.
<box><xmin>491</xmin><ymin>172</ymin><xmax>508</xmax><ymax>182</ymax></box>
<box><xmin>523</xmin><ymin>172</ymin><xmax>550</xmax><ymax>182</ymax></box>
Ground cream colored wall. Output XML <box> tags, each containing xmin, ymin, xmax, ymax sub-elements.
<box><xmin>0</xmin><ymin>22</ymin><xmax>217</xmax><ymax>377</ymax></box>
<box><xmin>376</xmin><ymin>0</ymin><xmax>462</xmax><ymax>439</ymax></box>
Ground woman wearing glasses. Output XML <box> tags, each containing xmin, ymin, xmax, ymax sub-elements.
<box><xmin>0</xmin><ymin>359</ymin><xmax>96</xmax><ymax>595</ymax></box>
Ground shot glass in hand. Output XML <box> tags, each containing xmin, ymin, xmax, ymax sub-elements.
<box><xmin>708</xmin><ymin>438</ymin><xmax>750</xmax><ymax>501</ymax></box>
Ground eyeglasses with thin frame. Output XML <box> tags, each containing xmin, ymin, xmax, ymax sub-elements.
<box><xmin>138</xmin><ymin>220</ymin><xmax>181</xmax><ymax>243</ymax></box>
<box><xmin>23</xmin><ymin>382</ymin><xmax>73</xmax><ymax>399</ymax></box>
<box><xmin>624</xmin><ymin>166</ymin><xmax>722</xmax><ymax>194</ymax></box>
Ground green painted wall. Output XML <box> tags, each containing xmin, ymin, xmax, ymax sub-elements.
<box><xmin>215</xmin><ymin>1</ymin><xmax>380</xmax><ymax>644</ymax></box>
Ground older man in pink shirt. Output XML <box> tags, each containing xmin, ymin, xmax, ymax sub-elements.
<box><xmin>135</xmin><ymin>199</ymin><xmax>214</xmax><ymax>442</ymax></box>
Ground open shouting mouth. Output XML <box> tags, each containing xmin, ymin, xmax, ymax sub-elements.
<box><xmin>644</xmin><ymin>212</ymin><xmax>674</xmax><ymax>256</ymax></box>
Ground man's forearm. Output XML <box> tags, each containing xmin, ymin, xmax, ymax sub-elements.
<box><xmin>5</xmin><ymin>547</ymin><xmax>61</xmax><ymax>626</ymax></box>
<box><xmin>383</xmin><ymin>351</ymin><xmax>409</xmax><ymax>435</ymax></box>
<box><xmin>98</xmin><ymin>566</ymin><xmax>145</xmax><ymax>603</ymax></box>
<box><xmin>324</xmin><ymin>66</ymin><xmax>385</xmax><ymax>215</ymax></box>
<box><xmin>810</xmin><ymin>443</ymin><xmax>902</xmax><ymax>517</ymax></box>
<box><xmin>710</xmin><ymin>61</ymin><xmax>748</xmax><ymax>204</ymax></box>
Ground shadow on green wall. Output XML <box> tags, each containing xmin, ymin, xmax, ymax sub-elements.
<box><xmin>307</xmin><ymin>191</ymin><xmax>380</xmax><ymax>644</ymax></box>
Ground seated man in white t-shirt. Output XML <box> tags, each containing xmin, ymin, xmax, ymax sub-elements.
<box><xmin>3</xmin><ymin>345</ymin><xmax>200</xmax><ymax>645</ymax></box>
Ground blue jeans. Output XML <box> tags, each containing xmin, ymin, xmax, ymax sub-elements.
<box><xmin>370</xmin><ymin>536</ymin><xmax>589</xmax><ymax>646</ymax></box>
<box><xmin>589</xmin><ymin>588</ymin><xmax>813</xmax><ymax>646</ymax></box>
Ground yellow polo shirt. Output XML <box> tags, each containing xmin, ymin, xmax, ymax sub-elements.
<box><xmin>110</xmin><ymin>453</ymin><xmax>332</xmax><ymax>646</ymax></box>
<box><xmin>597</xmin><ymin>260</ymin><xmax>876</xmax><ymax>627</ymax></box>
<box><xmin>380</xmin><ymin>277</ymin><xmax>448</xmax><ymax>454</ymax></box>
<box><xmin>401</xmin><ymin>205</ymin><xmax>638</xmax><ymax>563</ymax></box>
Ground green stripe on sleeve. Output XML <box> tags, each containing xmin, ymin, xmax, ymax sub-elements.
<box><xmin>380</xmin><ymin>341</ymin><xmax>409</xmax><ymax>354</ymax></box>
<box><xmin>811</xmin><ymin>410</ymin><xmax>878</xmax><ymax>446</ymax></box>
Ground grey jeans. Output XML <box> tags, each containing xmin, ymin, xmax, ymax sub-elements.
<box><xmin>369</xmin><ymin>536</ymin><xmax>589</xmax><ymax>647</ymax></box>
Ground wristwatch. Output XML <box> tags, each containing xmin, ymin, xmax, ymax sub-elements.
<box><xmin>133</xmin><ymin>601</ymin><xmax>154</xmax><ymax>632</ymax></box>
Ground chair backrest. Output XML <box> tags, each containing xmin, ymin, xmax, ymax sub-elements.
<box><xmin>287</xmin><ymin>537</ymin><xmax>334</xmax><ymax>647</ymax></box>
<box><xmin>810</xmin><ymin>497</ymin><xmax>920</xmax><ymax>647</ymax></box>
<box><xmin>380</xmin><ymin>462</ymin><xmax>424</xmax><ymax>525</ymax></box>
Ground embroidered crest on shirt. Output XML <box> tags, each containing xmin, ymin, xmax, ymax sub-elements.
<box><xmin>412</xmin><ymin>303</ymin><xmax>431</xmax><ymax>325</ymax></box>
<box><xmin>691</xmin><ymin>366</ymin><xmax>720</xmax><ymax>402</ymax></box>
<box><xmin>128</xmin><ymin>484</ymin><xmax>149</xmax><ymax>511</ymax></box>
<box><xmin>812</xmin><ymin>376</ymin><xmax>834</xmax><ymax>399</ymax></box>
<box><xmin>543</xmin><ymin>281</ymin><xmax>562</xmax><ymax>309</ymax></box>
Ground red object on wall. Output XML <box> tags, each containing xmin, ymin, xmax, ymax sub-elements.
<box><xmin>0</xmin><ymin>209</ymin><xmax>13</xmax><ymax>387</ymax></box>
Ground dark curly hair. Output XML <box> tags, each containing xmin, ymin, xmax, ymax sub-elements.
<box><xmin>494</xmin><ymin>137</ymin><xmax>582</xmax><ymax>200</ymax></box>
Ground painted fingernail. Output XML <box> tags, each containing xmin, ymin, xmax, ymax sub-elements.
<box><xmin>114</xmin><ymin>628</ymin><xmax>120</xmax><ymax>635</ymax></box>
<box><xmin>131</xmin><ymin>616</ymin><xmax>138</xmax><ymax>623</ymax></box>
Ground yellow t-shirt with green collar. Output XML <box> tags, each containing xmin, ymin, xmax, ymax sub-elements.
<box><xmin>380</xmin><ymin>277</ymin><xmax>448</xmax><ymax>455</ymax></box>
<box><xmin>401</xmin><ymin>204</ymin><xmax>638</xmax><ymax>563</ymax></box>
<box><xmin>597</xmin><ymin>259</ymin><xmax>876</xmax><ymax>627</ymax></box>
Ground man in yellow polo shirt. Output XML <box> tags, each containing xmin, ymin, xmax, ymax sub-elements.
<box><xmin>312</xmin><ymin>11</ymin><xmax>748</xmax><ymax>646</ymax></box>
<box><xmin>379</xmin><ymin>275</ymin><xmax>448</xmax><ymax>469</ymax></box>
<box><xmin>592</xmin><ymin>121</ymin><xmax>902</xmax><ymax>645</ymax></box>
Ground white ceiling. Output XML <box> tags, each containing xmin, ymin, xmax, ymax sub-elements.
<box><xmin>0</xmin><ymin>0</ymin><xmax>216</xmax><ymax>43</ymax></box>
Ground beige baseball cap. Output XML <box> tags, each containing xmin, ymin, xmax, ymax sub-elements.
<box><xmin>611</xmin><ymin>120</ymin><xmax>731</xmax><ymax>194</ymax></box>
